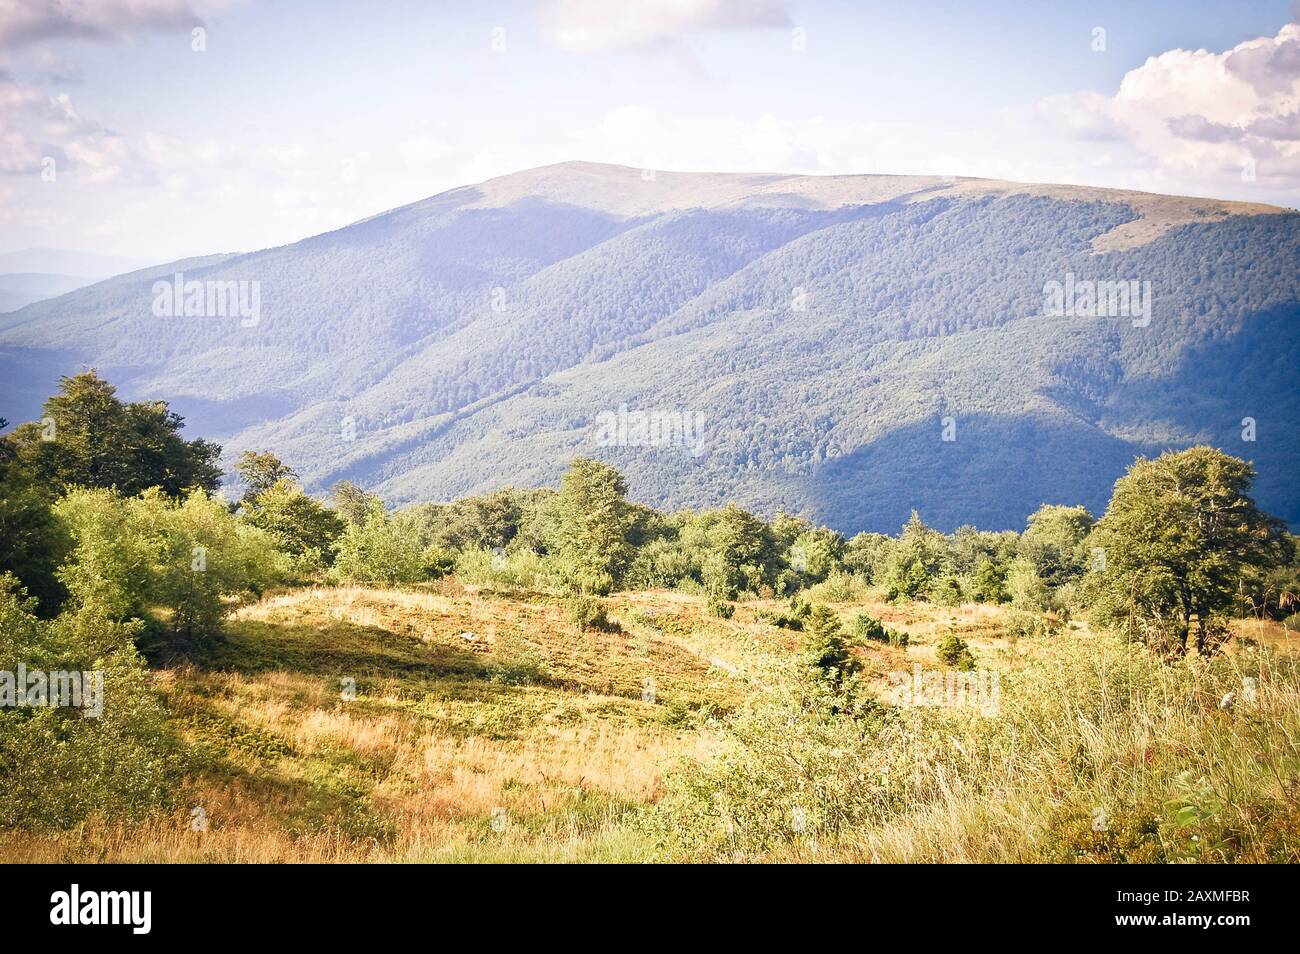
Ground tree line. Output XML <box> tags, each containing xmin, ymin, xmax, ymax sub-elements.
<box><xmin>2</xmin><ymin>371</ymin><xmax>1296</xmax><ymax>663</ymax></box>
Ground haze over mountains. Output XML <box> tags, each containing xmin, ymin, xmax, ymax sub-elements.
<box><xmin>0</xmin><ymin>249</ymin><xmax>158</xmax><ymax>314</ymax></box>
<box><xmin>0</xmin><ymin>161</ymin><xmax>1296</xmax><ymax>532</ymax></box>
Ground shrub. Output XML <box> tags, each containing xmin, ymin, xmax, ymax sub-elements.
<box><xmin>928</xmin><ymin>574</ymin><xmax>964</xmax><ymax>606</ymax></box>
<box><xmin>421</xmin><ymin>544</ymin><xmax>457</xmax><ymax>579</ymax></box>
<box><xmin>625</xmin><ymin>536</ymin><xmax>697</xmax><ymax>589</ymax></box>
<box><xmin>707</xmin><ymin>596</ymin><xmax>735</xmax><ymax>619</ymax></box>
<box><xmin>805</xmin><ymin>571</ymin><xmax>868</xmax><ymax>604</ymax></box>
<box><xmin>332</xmin><ymin>500</ymin><xmax>426</xmax><ymax>585</ymax></box>
<box><xmin>887</xmin><ymin>627</ymin><xmax>910</xmax><ymax>648</ymax></box>
<box><xmin>935</xmin><ymin>632</ymin><xmax>976</xmax><ymax>670</ymax></box>
<box><xmin>54</xmin><ymin>487</ymin><xmax>287</xmax><ymax>650</ymax></box>
<box><xmin>757</xmin><ymin>596</ymin><xmax>812</xmax><ymax>630</ymax></box>
<box><xmin>566</xmin><ymin>593</ymin><xmax>614</xmax><ymax>631</ymax></box>
<box><xmin>0</xmin><ymin>576</ymin><xmax>177</xmax><ymax>829</ymax></box>
<box><xmin>1004</xmin><ymin>608</ymin><xmax>1064</xmax><ymax>640</ymax></box>
<box><xmin>851</xmin><ymin>613</ymin><xmax>887</xmax><ymax>643</ymax></box>
<box><xmin>803</xmin><ymin>605</ymin><xmax>860</xmax><ymax>687</ymax></box>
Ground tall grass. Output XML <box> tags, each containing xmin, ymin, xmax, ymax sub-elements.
<box><xmin>650</xmin><ymin>633</ymin><xmax>1300</xmax><ymax>862</ymax></box>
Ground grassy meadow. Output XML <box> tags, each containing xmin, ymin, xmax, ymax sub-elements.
<box><xmin>5</xmin><ymin>581</ymin><xmax>1297</xmax><ymax>863</ymax></box>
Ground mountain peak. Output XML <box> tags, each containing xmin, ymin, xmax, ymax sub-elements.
<box><xmin>461</xmin><ymin>161</ymin><xmax>1284</xmax><ymax>250</ymax></box>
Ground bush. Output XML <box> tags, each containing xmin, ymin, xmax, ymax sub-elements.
<box><xmin>805</xmin><ymin>571</ymin><xmax>868</xmax><ymax>604</ymax></box>
<box><xmin>0</xmin><ymin>576</ymin><xmax>177</xmax><ymax>829</ymax></box>
<box><xmin>1004</xmin><ymin>608</ymin><xmax>1064</xmax><ymax>640</ymax></box>
<box><xmin>332</xmin><ymin>500</ymin><xmax>426</xmax><ymax>585</ymax></box>
<box><xmin>707</xmin><ymin>596</ymin><xmax>735</xmax><ymax>619</ymax></box>
<box><xmin>887</xmin><ymin>627</ymin><xmax>910</xmax><ymax>648</ymax></box>
<box><xmin>625</xmin><ymin>536</ymin><xmax>698</xmax><ymax>589</ymax></box>
<box><xmin>756</xmin><ymin>596</ymin><xmax>812</xmax><ymax>630</ymax></box>
<box><xmin>851</xmin><ymin>613</ymin><xmax>887</xmax><ymax>643</ymax></box>
<box><xmin>928</xmin><ymin>574</ymin><xmax>964</xmax><ymax>606</ymax></box>
<box><xmin>421</xmin><ymin>544</ymin><xmax>457</xmax><ymax>579</ymax></box>
<box><xmin>803</xmin><ymin>606</ymin><xmax>859</xmax><ymax>686</ymax></box>
<box><xmin>54</xmin><ymin>487</ymin><xmax>287</xmax><ymax>650</ymax></box>
<box><xmin>935</xmin><ymin>632</ymin><xmax>976</xmax><ymax>670</ymax></box>
<box><xmin>566</xmin><ymin>593</ymin><xmax>614</xmax><ymax>632</ymax></box>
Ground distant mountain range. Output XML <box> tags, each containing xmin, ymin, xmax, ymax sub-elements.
<box><xmin>0</xmin><ymin>162</ymin><xmax>1296</xmax><ymax>532</ymax></box>
<box><xmin>0</xmin><ymin>248</ymin><xmax>158</xmax><ymax>313</ymax></box>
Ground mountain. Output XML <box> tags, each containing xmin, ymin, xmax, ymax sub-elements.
<box><xmin>0</xmin><ymin>248</ymin><xmax>160</xmax><ymax>314</ymax></box>
<box><xmin>0</xmin><ymin>274</ymin><xmax>93</xmax><ymax>314</ymax></box>
<box><xmin>0</xmin><ymin>161</ymin><xmax>1296</xmax><ymax>532</ymax></box>
<box><xmin>0</xmin><ymin>248</ymin><xmax>157</xmax><ymax>280</ymax></box>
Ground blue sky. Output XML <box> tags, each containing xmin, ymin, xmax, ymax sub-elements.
<box><xmin>2</xmin><ymin>0</ymin><xmax>1298</xmax><ymax>260</ymax></box>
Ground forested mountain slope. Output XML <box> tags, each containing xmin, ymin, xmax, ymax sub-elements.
<box><xmin>1</xmin><ymin>161</ymin><xmax>1294</xmax><ymax>531</ymax></box>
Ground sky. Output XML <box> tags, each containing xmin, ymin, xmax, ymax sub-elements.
<box><xmin>2</xmin><ymin>0</ymin><xmax>1299</xmax><ymax>261</ymax></box>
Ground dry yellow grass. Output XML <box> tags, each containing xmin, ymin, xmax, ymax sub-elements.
<box><xmin>3</xmin><ymin>584</ymin><xmax>748</xmax><ymax>862</ymax></box>
<box><xmin>7</xmin><ymin>584</ymin><xmax>1294</xmax><ymax>863</ymax></box>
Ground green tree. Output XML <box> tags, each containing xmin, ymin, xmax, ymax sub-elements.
<box><xmin>969</xmin><ymin>557</ymin><xmax>1009</xmax><ymax>604</ymax></box>
<box><xmin>240</xmin><ymin>477</ymin><xmax>342</xmax><ymax>574</ymax></box>
<box><xmin>4</xmin><ymin>371</ymin><xmax>220</xmax><ymax>497</ymax></box>
<box><xmin>1086</xmin><ymin>447</ymin><xmax>1292</xmax><ymax>655</ymax></box>
<box><xmin>332</xmin><ymin>499</ymin><xmax>427</xmax><ymax>585</ymax></box>
<box><xmin>706</xmin><ymin>503</ymin><xmax>778</xmax><ymax>598</ymax></box>
<box><xmin>882</xmin><ymin>511</ymin><xmax>949</xmax><ymax>601</ymax></box>
<box><xmin>329</xmin><ymin>480</ymin><xmax>381</xmax><ymax>527</ymax></box>
<box><xmin>235</xmin><ymin>450</ymin><xmax>297</xmax><ymax>505</ymax></box>
<box><xmin>1020</xmin><ymin>504</ymin><xmax>1095</xmax><ymax>587</ymax></box>
<box><xmin>54</xmin><ymin>487</ymin><xmax>285</xmax><ymax>652</ymax></box>
<box><xmin>791</xmin><ymin>527</ymin><xmax>846</xmax><ymax>582</ymax></box>
<box><xmin>549</xmin><ymin>458</ymin><xmax>635</xmax><ymax>590</ymax></box>
<box><xmin>0</xmin><ymin>575</ymin><xmax>176</xmax><ymax>828</ymax></box>
<box><xmin>0</xmin><ymin>419</ymin><xmax>68</xmax><ymax>614</ymax></box>
<box><xmin>803</xmin><ymin>605</ymin><xmax>860</xmax><ymax>688</ymax></box>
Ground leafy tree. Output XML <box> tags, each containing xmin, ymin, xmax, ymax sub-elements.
<box><xmin>146</xmin><ymin>489</ymin><xmax>286</xmax><ymax>645</ymax></box>
<box><xmin>54</xmin><ymin>488</ymin><xmax>158</xmax><ymax>624</ymax></box>
<box><xmin>1006</xmin><ymin>556</ymin><xmax>1051</xmax><ymax>611</ymax></box>
<box><xmin>770</xmin><ymin>511</ymin><xmax>812</xmax><ymax>549</ymax></box>
<box><xmin>1020</xmin><ymin>505</ymin><xmax>1095</xmax><ymax>587</ymax></box>
<box><xmin>549</xmin><ymin>458</ymin><xmax>635</xmax><ymax>589</ymax></box>
<box><xmin>240</xmin><ymin>477</ymin><xmax>342</xmax><ymax>574</ymax></box>
<box><xmin>4</xmin><ymin>371</ymin><xmax>220</xmax><ymax>497</ymax></box>
<box><xmin>332</xmin><ymin>499</ymin><xmax>427</xmax><ymax>585</ymax></box>
<box><xmin>1086</xmin><ymin>447</ymin><xmax>1293</xmax><ymax>655</ymax></box>
<box><xmin>330</xmin><ymin>480</ymin><xmax>381</xmax><ymax>527</ymax></box>
<box><xmin>235</xmin><ymin>450</ymin><xmax>297</xmax><ymax>505</ymax></box>
<box><xmin>0</xmin><ymin>575</ymin><xmax>176</xmax><ymax>829</ymax></box>
<box><xmin>791</xmin><ymin>527</ymin><xmax>846</xmax><ymax>581</ymax></box>
<box><xmin>0</xmin><ymin>418</ymin><xmax>68</xmax><ymax>614</ymax></box>
<box><xmin>842</xmin><ymin>531</ymin><xmax>891</xmax><ymax>582</ymax></box>
<box><xmin>706</xmin><ymin>503</ymin><xmax>778</xmax><ymax>597</ymax></box>
<box><xmin>54</xmin><ymin>487</ymin><xmax>285</xmax><ymax>652</ymax></box>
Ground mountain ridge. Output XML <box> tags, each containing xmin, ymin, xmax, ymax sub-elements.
<box><xmin>0</xmin><ymin>162</ymin><xmax>1296</xmax><ymax>532</ymax></box>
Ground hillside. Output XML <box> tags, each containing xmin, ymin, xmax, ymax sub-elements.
<box><xmin>0</xmin><ymin>161</ymin><xmax>1295</xmax><ymax>531</ymax></box>
<box><xmin>3</xmin><ymin>582</ymin><xmax>1294</xmax><ymax>863</ymax></box>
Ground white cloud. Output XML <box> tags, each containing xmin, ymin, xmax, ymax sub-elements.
<box><xmin>0</xmin><ymin>73</ymin><xmax>150</xmax><ymax>180</ymax></box>
<box><xmin>0</xmin><ymin>0</ymin><xmax>223</xmax><ymax>50</ymax></box>
<box><xmin>1038</xmin><ymin>24</ymin><xmax>1300</xmax><ymax>198</ymax></box>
